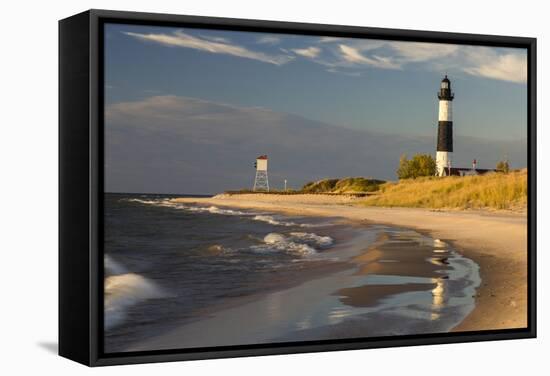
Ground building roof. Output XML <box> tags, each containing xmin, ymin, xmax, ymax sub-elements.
<box><xmin>256</xmin><ymin>155</ymin><xmax>268</xmax><ymax>160</ymax></box>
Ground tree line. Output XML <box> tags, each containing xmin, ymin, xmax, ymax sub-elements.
<box><xmin>397</xmin><ymin>154</ymin><xmax>511</xmax><ymax>179</ymax></box>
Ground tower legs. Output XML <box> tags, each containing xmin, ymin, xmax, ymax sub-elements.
<box><xmin>253</xmin><ymin>170</ymin><xmax>269</xmax><ymax>192</ymax></box>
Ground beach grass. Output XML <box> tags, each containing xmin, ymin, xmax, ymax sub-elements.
<box><xmin>302</xmin><ymin>177</ymin><xmax>385</xmax><ymax>194</ymax></box>
<box><xmin>360</xmin><ymin>169</ymin><xmax>527</xmax><ymax>210</ymax></box>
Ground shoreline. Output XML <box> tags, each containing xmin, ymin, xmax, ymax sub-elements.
<box><xmin>171</xmin><ymin>193</ymin><xmax>528</xmax><ymax>332</ymax></box>
<box><xmin>128</xmin><ymin>223</ymin><xmax>476</xmax><ymax>351</ymax></box>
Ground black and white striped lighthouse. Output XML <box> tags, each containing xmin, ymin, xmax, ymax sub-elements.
<box><xmin>436</xmin><ymin>75</ymin><xmax>454</xmax><ymax>176</ymax></box>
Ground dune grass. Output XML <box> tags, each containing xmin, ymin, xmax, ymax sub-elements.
<box><xmin>360</xmin><ymin>170</ymin><xmax>527</xmax><ymax>210</ymax></box>
<box><xmin>301</xmin><ymin>177</ymin><xmax>385</xmax><ymax>194</ymax></box>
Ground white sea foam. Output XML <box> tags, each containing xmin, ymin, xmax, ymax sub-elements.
<box><xmin>125</xmin><ymin>198</ymin><xmax>174</xmax><ymax>207</ymax></box>
<box><xmin>104</xmin><ymin>256</ymin><xmax>165</xmax><ymax>330</ymax></box>
<box><xmin>250</xmin><ymin>232</ymin><xmax>334</xmax><ymax>256</ymax></box>
<box><xmin>124</xmin><ymin>199</ymin><xmax>330</xmax><ymax>229</ymax></box>
<box><xmin>104</xmin><ymin>255</ymin><xmax>127</xmax><ymax>276</ymax></box>
<box><xmin>253</xmin><ymin>215</ymin><xmax>291</xmax><ymax>226</ymax></box>
<box><xmin>125</xmin><ymin>198</ymin><xmax>161</xmax><ymax>205</ymax></box>
<box><xmin>289</xmin><ymin>232</ymin><xmax>334</xmax><ymax>247</ymax></box>
<box><xmin>252</xmin><ymin>234</ymin><xmax>316</xmax><ymax>255</ymax></box>
<box><xmin>187</xmin><ymin>205</ymin><xmax>248</xmax><ymax>216</ymax></box>
<box><xmin>263</xmin><ymin>233</ymin><xmax>289</xmax><ymax>244</ymax></box>
<box><xmin>252</xmin><ymin>215</ymin><xmax>321</xmax><ymax>228</ymax></box>
<box><xmin>125</xmin><ymin>198</ymin><xmax>256</xmax><ymax>217</ymax></box>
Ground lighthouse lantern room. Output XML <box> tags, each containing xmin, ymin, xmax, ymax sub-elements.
<box><xmin>436</xmin><ymin>75</ymin><xmax>455</xmax><ymax>176</ymax></box>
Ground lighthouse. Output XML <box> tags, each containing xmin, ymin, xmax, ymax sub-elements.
<box><xmin>436</xmin><ymin>75</ymin><xmax>454</xmax><ymax>176</ymax></box>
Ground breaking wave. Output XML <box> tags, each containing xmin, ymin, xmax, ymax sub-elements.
<box><xmin>104</xmin><ymin>254</ymin><xmax>127</xmax><ymax>276</ymax></box>
<box><xmin>125</xmin><ymin>198</ymin><xmax>173</xmax><ymax>207</ymax></box>
<box><xmin>186</xmin><ymin>205</ymin><xmax>248</xmax><ymax>216</ymax></box>
<box><xmin>251</xmin><ymin>215</ymin><xmax>322</xmax><ymax>228</ymax></box>
<box><xmin>124</xmin><ymin>198</ymin><xmax>328</xmax><ymax>228</ymax></box>
<box><xmin>250</xmin><ymin>232</ymin><xmax>333</xmax><ymax>256</ymax></box>
<box><xmin>289</xmin><ymin>231</ymin><xmax>334</xmax><ymax>247</ymax></box>
<box><xmin>124</xmin><ymin>198</ymin><xmax>252</xmax><ymax>216</ymax></box>
<box><xmin>104</xmin><ymin>255</ymin><xmax>165</xmax><ymax>330</ymax></box>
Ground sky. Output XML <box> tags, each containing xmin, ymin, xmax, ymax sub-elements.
<box><xmin>104</xmin><ymin>23</ymin><xmax>528</xmax><ymax>194</ymax></box>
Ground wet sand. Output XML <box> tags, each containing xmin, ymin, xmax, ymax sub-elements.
<box><xmin>339</xmin><ymin>231</ymin><xmax>453</xmax><ymax>308</ymax></box>
<box><xmin>128</xmin><ymin>227</ymin><xmax>478</xmax><ymax>351</ymax></box>
<box><xmin>171</xmin><ymin>193</ymin><xmax>528</xmax><ymax>332</ymax></box>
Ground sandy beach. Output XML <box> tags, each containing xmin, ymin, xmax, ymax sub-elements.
<box><xmin>171</xmin><ymin>193</ymin><xmax>528</xmax><ymax>332</ymax></box>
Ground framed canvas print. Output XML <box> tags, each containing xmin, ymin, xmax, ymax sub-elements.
<box><xmin>59</xmin><ymin>9</ymin><xmax>536</xmax><ymax>366</ymax></box>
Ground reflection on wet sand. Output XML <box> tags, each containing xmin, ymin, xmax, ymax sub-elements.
<box><xmin>431</xmin><ymin>278</ymin><xmax>446</xmax><ymax>320</ymax></box>
<box><xmin>336</xmin><ymin>230</ymin><xmax>461</xmax><ymax>323</ymax></box>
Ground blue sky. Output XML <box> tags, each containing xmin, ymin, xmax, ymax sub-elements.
<box><xmin>103</xmin><ymin>23</ymin><xmax>528</xmax><ymax>193</ymax></box>
<box><xmin>105</xmin><ymin>23</ymin><xmax>527</xmax><ymax>140</ymax></box>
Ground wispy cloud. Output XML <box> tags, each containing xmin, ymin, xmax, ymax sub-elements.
<box><xmin>316</xmin><ymin>38</ymin><xmax>526</xmax><ymax>83</ymax></box>
<box><xmin>333</xmin><ymin>41</ymin><xmax>455</xmax><ymax>70</ymax></box>
<box><xmin>257</xmin><ymin>35</ymin><xmax>281</xmax><ymax>45</ymax></box>
<box><xmin>124</xmin><ymin>30</ymin><xmax>293</xmax><ymax>65</ymax></box>
<box><xmin>291</xmin><ymin>46</ymin><xmax>322</xmax><ymax>58</ymax></box>
<box><xmin>106</xmin><ymin>95</ymin><xmax>285</xmax><ymax>125</ymax></box>
<box><xmin>123</xmin><ymin>29</ymin><xmax>527</xmax><ymax>84</ymax></box>
<box><xmin>199</xmin><ymin>35</ymin><xmax>231</xmax><ymax>43</ymax></box>
<box><xmin>326</xmin><ymin>68</ymin><xmax>362</xmax><ymax>77</ymax></box>
<box><xmin>461</xmin><ymin>47</ymin><xmax>527</xmax><ymax>84</ymax></box>
<box><xmin>338</xmin><ymin>45</ymin><xmax>401</xmax><ymax>69</ymax></box>
<box><xmin>386</xmin><ymin>42</ymin><xmax>459</xmax><ymax>63</ymax></box>
<box><xmin>318</xmin><ymin>37</ymin><xmax>345</xmax><ymax>43</ymax></box>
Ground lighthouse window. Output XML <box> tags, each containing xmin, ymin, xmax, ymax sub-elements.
<box><xmin>442</xmin><ymin>82</ymin><xmax>449</xmax><ymax>89</ymax></box>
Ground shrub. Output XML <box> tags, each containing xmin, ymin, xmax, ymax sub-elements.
<box><xmin>300</xmin><ymin>177</ymin><xmax>385</xmax><ymax>193</ymax></box>
<box><xmin>301</xmin><ymin>178</ymin><xmax>339</xmax><ymax>193</ymax></box>
<box><xmin>496</xmin><ymin>160</ymin><xmax>510</xmax><ymax>173</ymax></box>
<box><xmin>397</xmin><ymin>154</ymin><xmax>436</xmax><ymax>179</ymax></box>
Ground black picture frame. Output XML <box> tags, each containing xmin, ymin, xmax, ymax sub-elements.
<box><xmin>59</xmin><ymin>9</ymin><xmax>537</xmax><ymax>367</ymax></box>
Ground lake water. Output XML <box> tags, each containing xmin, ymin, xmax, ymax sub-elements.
<box><xmin>103</xmin><ymin>193</ymin><xmax>480</xmax><ymax>353</ymax></box>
